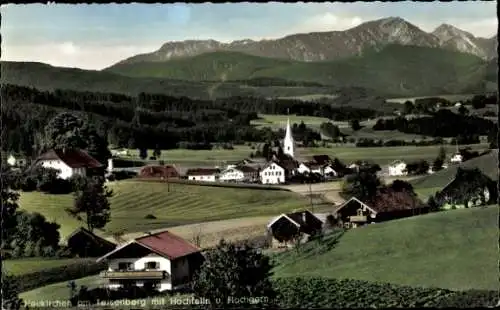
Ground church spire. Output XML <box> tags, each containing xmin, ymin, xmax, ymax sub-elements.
<box><xmin>283</xmin><ymin>111</ymin><xmax>295</xmax><ymax>158</ymax></box>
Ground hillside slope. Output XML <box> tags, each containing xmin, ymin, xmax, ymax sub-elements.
<box><xmin>106</xmin><ymin>45</ymin><xmax>495</xmax><ymax>96</ymax></box>
<box><xmin>273</xmin><ymin>206</ymin><xmax>498</xmax><ymax>291</ymax></box>
<box><xmin>0</xmin><ymin>61</ymin><xmax>339</xmax><ymax>99</ymax></box>
<box><xmin>411</xmin><ymin>149</ymin><xmax>499</xmax><ymax>190</ymax></box>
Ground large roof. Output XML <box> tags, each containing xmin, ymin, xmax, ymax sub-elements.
<box><xmin>97</xmin><ymin>230</ymin><xmax>200</xmax><ymax>262</ymax></box>
<box><xmin>186</xmin><ymin>168</ymin><xmax>220</xmax><ymax>176</ymax></box>
<box><xmin>135</xmin><ymin>230</ymin><xmax>200</xmax><ymax>260</ymax></box>
<box><xmin>37</xmin><ymin>148</ymin><xmax>102</xmax><ymax>168</ymax></box>
<box><xmin>139</xmin><ymin>165</ymin><xmax>179</xmax><ymax>178</ymax></box>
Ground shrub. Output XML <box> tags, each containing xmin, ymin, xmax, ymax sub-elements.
<box><xmin>12</xmin><ymin>246</ymin><xmax>24</xmax><ymax>259</ymax></box>
<box><xmin>23</xmin><ymin>241</ymin><xmax>36</xmax><ymax>257</ymax></box>
<box><xmin>42</xmin><ymin>246</ymin><xmax>57</xmax><ymax>257</ymax></box>
<box><xmin>144</xmin><ymin>214</ymin><xmax>157</xmax><ymax>219</ymax></box>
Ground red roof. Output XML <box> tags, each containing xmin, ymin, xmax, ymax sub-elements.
<box><xmin>186</xmin><ymin>168</ymin><xmax>220</xmax><ymax>176</ymax></box>
<box><xmin>37</xmin><ymin>149</ymin><xmax>102</xmax><ymax>168</ymax></box>
<box><xmin>135</xmin><ymin>230</ymin><xmax>200</xmax><ymax>260</ymax></box>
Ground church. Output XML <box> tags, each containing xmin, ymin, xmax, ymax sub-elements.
<box><xmin>259</xmin><ymin>117</ymin><xmax>299</xmax><ymax>184</ymax></box>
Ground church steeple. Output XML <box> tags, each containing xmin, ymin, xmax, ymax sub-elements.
<box><xmin>283</xmin><ymin>112</ymin><xmax>295</xmax><ymax>158</ymax></box>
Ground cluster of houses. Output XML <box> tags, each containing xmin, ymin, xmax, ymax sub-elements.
<box><xmin>139</xmin><ymin>119</ymin><xmax>346</xmax><ymax>185</ymax></box>
<box><xmin>65</xmin><ymin>178</ymin><xmax>430</xmax><ymax>294</ymax></box>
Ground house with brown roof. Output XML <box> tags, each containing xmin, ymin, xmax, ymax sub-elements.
<box><xmin>333</xmin><ymin>190</ymin><xmax>429</xmax><ymax>229</ymax></box>
<box><xmin>219</xmin><ymin>165</ymin><xmax>259</xmax><ymax>183</ymax></box>
<box><xmin>139</xmin><ymin>165</ymin><xmax>180</xmax><ymax>179</ymax></box>
<box><xmin>96</xmin><ymin>230</ymin><xmax>204</xmax><ymax>292</ymax></box>
<box><xmin>267</xmin><ymin>210</ymin><xmax>324</xmax><ymax>248</ymax></box>
<box><xmin>66</xmin><ymin>227</ymin><xmax>116</xmax><ymax>258</ymax></box>
<box><xmin>34</xmin><ymin>148</ymin><xmax>103</xmax><ymax>179</ymax></box>
<box><xmin>185</xmin><ymin>168</ymin><xmax>221</xmax><ymax>182</ymax></box>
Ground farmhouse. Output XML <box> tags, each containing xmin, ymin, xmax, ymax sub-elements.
<box><xmin>388</xmin><ymin>160</ymin><xmax>408</xmax><ymax>176</ymax></box>
<box><xmin>139</xmin><ymin>165</ymin><xmax>180</xmax><ymax>179</ymax></box>
<box><xmin>6</xmin><ymin>154</ymin><xmax>27</xmax><ymax>168</ymax></box>
<box><xmin>450</xmin><ymin>152</ymin><xmax>463</xmax><ymax>164</ymax></box>
<box><xmin>219</xmin><ymin>165</ymin><xmax>259</xmax><ymax>183</ymax></box>
<box><xmin>96</xmin><ymin>230</ymin><xmax>204</xmax><ymax>292</ymax></box>
<box><xmin>297</xmin><ymin>161</ymin><xmax>324</xmax><ymax>175</ymax></box>
<box><xmin>186</xmin><ymin>168</ymin><xmax>220</xmax><ymax>182</ymax></box>
<box><xmin>334</xmin><ymin>190</ymin><xmax>428</xmax><ymax>228</ymax></box>
<box><xmin>66</xmin><ymin>227</ymin><xmax>116</xmax><ymax>258</ymax></box>
<box><xmin>436</xmin><ymin>167</ymin><xmax>498</xmax><ymax>209</ymax></box>
<box><xmin>33</xmin><ymin>148</ymin><xmax>103</xmax><ymax>179</ymax></box>
<box><xmin>260</xmin><ymin>161</ymin><xmax>286</xmax><ymax>184</ymax></box>
<box><xmin>267</xmin><ymin>210</ymin><xmax>324</xmax><ymax>248</ymax></box>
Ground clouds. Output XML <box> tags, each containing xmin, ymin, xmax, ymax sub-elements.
<box><xmin>1</xmin><ymin>2</ymin><xmax>497</xmax><ymax>69</ymax></box>
<box><xmin>3</xmin><ymin>43</ymin><xmax>158</xmax><ymax>70</ymax></box>
<box><xmin>294</xmin><ymin>13</ymin><xmax>364</xmax><ymax>33</ymax></box>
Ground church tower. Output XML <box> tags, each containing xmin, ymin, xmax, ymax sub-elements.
<box><xmin>283</xmin><ymin>117</ymin><xmax>295</xmax><ymax>158</ymax></box>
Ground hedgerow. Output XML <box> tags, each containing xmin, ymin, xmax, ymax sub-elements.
<box><xmin>13</xmin><ymin>260</ymin><xmax>107</xmax><ymax>292</ymax></box>
<box><xmin>273</xmin><ymin>277</ymin><xmax>498</xmax><ymax>308</ymax></box>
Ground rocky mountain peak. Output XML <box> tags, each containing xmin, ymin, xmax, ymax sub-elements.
<box><xmin>114</xmin><ymin>16</ymin><xmax>497</xmax><ymax>66</ymax></box>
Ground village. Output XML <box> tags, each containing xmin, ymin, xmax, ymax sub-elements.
<box><xmin>5</xmin><ymin>114</ymin><xmax>495</xmax><ymax>299</ymax></box>
<box><xmin>2</xmin><ymin>2</ymin><xmax>498</xmax><ymax>309</ymax></box>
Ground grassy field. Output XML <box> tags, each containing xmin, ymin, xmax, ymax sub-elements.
<box><xmin>251</xmin><ymin>114</ymin><xmax>330</xmax><ymax>130</ymax></box>
<box><xmin>20</xmin><ymin>275</ymin><xmax>101</xmax><ymax>303</ymax></box>
<box><xmin>126</xmin><ymin>143</ymin><xmax>489</xmax><ymax>167</ymax></box>
<box><xmin>18</xmin><ymin>180</ymin><xmax>309</xmax><ymax>240</ymax></box>
<box><xmin>3</xmin><ymin>258</ymin><xmax>94</xmax><ymax>276</ymax></box>
<box><xmin>273</xmin><ymin>206</ymin><xmax>499</xmax><ymax>291</ymax></box>
<box><xmin>275</xmin><ymin>94</ymin><xmax>339</xmax><ymax>101</ymax></box>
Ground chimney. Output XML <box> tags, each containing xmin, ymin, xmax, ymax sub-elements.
<box><xmin>302</xmin><ymin>212</ymin><xmax>307</xmax><ymax>223</ymax></box>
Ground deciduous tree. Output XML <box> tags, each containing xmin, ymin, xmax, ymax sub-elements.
<box><xmin>192</xmin><ymin>239</ymin><xmax>276</xmax><ymax>309</ymax></box>
<box><xmin>67</xmin><ymin>177</ymin><xmax>113</xmax><ymax>233</ymax></box>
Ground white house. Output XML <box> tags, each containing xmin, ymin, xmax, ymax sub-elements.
<box><xmin>96</xmin><ymin>230</ymin><xmax>203</xmax><ymax>292</ymax></box>
<box><xmin>34</xmin><ymin>149</ymin><xmax>103</xmax><ymax>179</ymax></box>
<box><xmin>219</xmin><ymin>165</ymin><xmax>258</xmax><ymax>183</ymax></box>
<box><xmin>6</xmin><ymin>154</ymin><xmax>27</xmax><ymax>167</ymax></box>
<box><xmin>111</xmin><ymin>149</ymin><xmax>130</xmax><ymax>156</ymax></box>
<box><xmin>186</xmin><ymin>168</ymin><xmax>220</xmax><ymax>182</ymax></box>
<box><xmin>297</xmin><ymin>162</ymin><xmax>323</xmax><ymax>175</ymax></box>
<box><xmin>323</xmin><ymin>165</ymin><xmax>338</xmax><ymax>177</ymax></box>
<box><xmin>450</xmin><ymin>153</ymin><xmax>463</xmax><ymax>163</ymax></box>
<box><xmin>388</xmin><ymin>160</ymin><xmax>407</xmax><ymax>176</ymax></box>
<box><xmin>260</xmin><ymin>162</ymin><xmax>286</xmax><ymax>184</ymax></box>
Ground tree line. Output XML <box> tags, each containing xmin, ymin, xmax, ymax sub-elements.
<box><xmin>2</xmin><ymin>84</ymin><xmax>382</xmax><ymax>157</ymax></box>
<box><xmin>372</xmin><ymin>109</ymin><xmax>495</xmax><ymax>142</ymax></box>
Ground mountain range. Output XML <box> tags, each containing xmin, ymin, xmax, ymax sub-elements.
<box><xmin>112</xmin><ymin>17</ymin><xmax>497</xmax><ymax>66</ymax></box>
<box><xmin>2</xmin><ymin>16</ymin><xmax>497</xmax><ymax>101</ymax></box>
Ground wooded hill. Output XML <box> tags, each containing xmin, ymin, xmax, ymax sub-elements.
<box><xmin>2</xmin><ymin>45</ymin><xmax>496</xmax><ymax>101</ymax></box>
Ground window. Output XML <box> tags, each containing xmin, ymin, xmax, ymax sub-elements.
<box><xmin>118</xmin><ymin>262</ymin><xmax>133</xmax><ymax>271</ymax></box>
<box><xmin>145</xmin><ymin>261</ymin><xmax>159</xmax><ymax>270</ymax></box>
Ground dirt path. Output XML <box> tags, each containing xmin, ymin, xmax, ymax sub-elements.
<box><xmin>106</xmin><ymin>216</ymin><xmax>272</xmax><ymax>249</ymax></box>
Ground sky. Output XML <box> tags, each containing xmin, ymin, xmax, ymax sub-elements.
<box><xmin>1</xmin><ymin>2</ymin><xmax>497</xmax><ymax>70</ymax></box>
